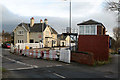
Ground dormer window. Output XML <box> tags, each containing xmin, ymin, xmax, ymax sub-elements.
<box><xmin>17</xmin><ymin>30</ymin><xmax>24</xmax><ymax>35</ymax></box>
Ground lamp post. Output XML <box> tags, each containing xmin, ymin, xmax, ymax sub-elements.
<box><xmin>69</xmin><ymin>0</ymin><xmax>71</xmax><ymax>33</ymax></box>
<box><xmin>64</xmin><ymin>0</ymin><xmax>72</xmax><ymax>33</ymax></box>
<box><xmin>64</xmin><ymin>0</ymin><xmax>72</xmax><ymax>50</ymax></box>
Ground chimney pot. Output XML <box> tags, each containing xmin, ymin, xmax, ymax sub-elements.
<box><xmin>30</xmin><ymin>17</ymin><xmax>34</xmax><ymax>27</ymax></box>
<box><xmin>44</xmin><ymin>18</ymin><xmax>48</xmax><ymax>24</ymax></box>
<box><xmin>31</xmin><ymin>17</ymin><xmax>34</xmax><ymax>19</ymax></box>
<box><xmin>40</xmin><ymin>19</ymin><xmax>43</xmax><ymax>23</ymax></box>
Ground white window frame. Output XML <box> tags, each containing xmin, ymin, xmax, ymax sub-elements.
<box><xmin>17</xmin><ymin>40</ymin><xmax>24</xmax><ymax>43</ymax></box>
<box><xmin>78</xmin><ymin>25</ymin><xmax>97</xmax><ymax>35</ymax></box>
<box><xmin>17</xmin><ymin>30</ymin><xmax>24</xmax><ymax>35</ymax></box>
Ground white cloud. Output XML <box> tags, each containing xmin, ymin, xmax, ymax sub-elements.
<box><xmin>0</xmin><ymin>0</ymin><xmax>105</xmax><ymax>17</ymax></box>
<box><xmin>0</xmin><ymin>0</ymin><xmax>117</xmax><ymax>37</ymax></box>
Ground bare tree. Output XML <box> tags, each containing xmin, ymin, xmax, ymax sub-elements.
<box><xmin>105</xmin><ymin>0</ymin><xmax>120</xmax><ymax>52</ymax></box>
<box><xmin>106</xmin><ymin>0</ymin><xmax>120</xmax><ymax>12</ymax></box>
<box><xmin>113</xmin><ymin>27</ymin><xmax>120</xmax><ymax>51</ymax></box>
<box><xmin>113</xmin><ymin>27</ymin><xmax>120</xmax><ymax>40</ymax></box>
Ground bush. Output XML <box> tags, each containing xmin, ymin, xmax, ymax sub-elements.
<box><xmin>111</xmin><ymin>52</ymin><xmax>118</xmax><ymax>54</ymax></box>
<box><xmin>93</xmin><ymin>57</ymin><xmax>111</xmax><ymax>66</ymax></box>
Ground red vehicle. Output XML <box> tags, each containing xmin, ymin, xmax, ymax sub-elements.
<box><xmin>2</xmin><ymin>43</ymin><xmax>11</xmax><ymax>48</ymax></box>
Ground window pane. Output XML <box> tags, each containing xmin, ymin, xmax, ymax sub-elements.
<box><xmin>22</xmin><ymin>40</ymin><xmax>24</xmax><ymax>43</ymax></box>
<box><xmin>20</xmin><ymin>40</ymin><xmax>21</xmax><ymax>43</ymax></box>
<box><xmin>91</xmin><ymin>26</ymin><xmax>95</xmax><ymax>34</ymax></box>
<box><xmin>79</xmin><ymin>26</ymin><xmax>84</xmax><ymax>35</ymax></box>
<box><xmin>85</xmin><ymin>26</ymin><xmax>89</xmax><ymax>34</ymax></box>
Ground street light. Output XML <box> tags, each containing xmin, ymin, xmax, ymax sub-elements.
<box><xmin>63</xmin><ymin>0</ymin><xmax>72</xmax><ymax>50</ymax></box>
<box><xmin>64</xmin><ymin>0</ymin><xmax>72</xmax><ymax>33</ymax></box>
<box><xmin>69</xmin><ymin>0</ymin><xmax>71</xmax><ymax>33</ymax></box>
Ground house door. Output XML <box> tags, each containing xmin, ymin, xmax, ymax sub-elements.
<box><xmin>62</xmin><ymin>42</ymin><xmax>64</xmax><ymax>47</ymax></box>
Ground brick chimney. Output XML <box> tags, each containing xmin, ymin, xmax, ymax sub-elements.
<box><xmin>40</xmin><ymin>19</ymin><xmax>43</xmax><ymax>23</ymax></box>
<box><xmin>30</xmin><ymin>17</ymin><xmax>34</xmax><ymax>27</ymax></box>
<box><xmin>44</xmin><ymin>18</ymin><xmax>48</xmax><ymax>24</ymax></box>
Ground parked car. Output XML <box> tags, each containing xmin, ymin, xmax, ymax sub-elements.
<box><xmin>2</xmin><ymin>43</ymin><xmax>11</xmax><ymax>48</ymax></box>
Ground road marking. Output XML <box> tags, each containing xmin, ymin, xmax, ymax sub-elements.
<box><xmin>1</xmin><ymin>55</ymin><xmax>38</xmax><ymax>68</ymax></box>
<box><xmin>3</xmin><ymin>49</ymin><xmax>10</xmax><ymax>50</ymax></box>
<box><xmin>55</xmin><ymin>64</ymin><xmax>62</xmax><ymax>66</ymax></box>
<box><xmin>8</xmin><ymin>67</ymin><xmax>34</xmax><ymax>71</ymax></box>
<box><xmin>104</xmin><ymin>75</ymin><xmax>113</xmax><ymax>78</ymax></box>
<box><xmin>46</xmin><ymin>65</ymin><xmax>53</xmax><ymax>67</ymax></box>
<box><xmin>53</xmin><ymin>73</ymin><xmax>66</xmax><ymax>78</ymax></box>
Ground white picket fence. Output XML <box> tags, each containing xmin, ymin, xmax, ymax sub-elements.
<box><xmin>15</xmin><ymin>43</ymin><xmax>44</xmax><ymax>50</ymax></box>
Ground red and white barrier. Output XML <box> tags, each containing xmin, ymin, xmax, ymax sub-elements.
<box><xmin>37</xmin><ymin>50</ymin><xmax>41</xmax><ymax>58</ymax></box>
<box><xmin>13</xmin><ymin>48</ymin><xmax>71</xmax><ymax>63</ymax></box>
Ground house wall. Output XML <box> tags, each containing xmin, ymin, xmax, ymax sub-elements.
<box><xmin>97</xmin><ymin>26</ymin><xmax>105</xmax><ymax>35</ymax></box>
<box><xmin>27</xmin><ymin>32</ymin><xmax>29</xmax><ymax>43</ymax></box>
<box><xmin>60</xmin><ymin>40</ymin><xmax>66</xmax><ymax>46</ymax></box>
<box><xmin>43</xmin><ymin>26</ymin><xmax>58</xmax><ymax>47</ymax></box>
<box><xmin>78</xmin><ymin>35</ymin><xmax>109</xmax><ymax>61</ymax></box>
<box><xmin>52</xmin><ymin>34</ymin><xmax>57</xmax><ymax>46</ymax></box>
<box><xmin>14</xmin><ymin>26</ymin><xmax>28</xmax><ymax>44</ymax></box>
<box><xmin>57</xmin><ymin>38</ymin><xmax>60</xmax><ymax>46</ymax></box>
<box><xmin>29</xmin><ymin>32</ymin><xmax>42</xmax><ymax>43</ymax></box>
<box><xmin>65</xmin><ymin>35</ymin><xmax>70</xmax><ymax>46</ymax></box>
<box><xmin>43</xmin><ymin>26</ymin><xmax>52</xmax><ymax>47</ymax></box>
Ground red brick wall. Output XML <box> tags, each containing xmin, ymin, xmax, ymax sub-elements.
<box><xmin>78</xmin><ymin>35</ymin><xmax>109</xmax><ymax>61</ymax></box>
<box><xmin>71</xmin><ymin>52</ymin><xmax>94</xmax><ymax>66</ymax></box>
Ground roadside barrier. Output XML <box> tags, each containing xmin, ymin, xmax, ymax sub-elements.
<box><xmin>37</xmin><ymin>50</ymin><xmax>41</xmax><ymax>58</ymax></box>
<box><xmin>12</xmin><ymin>48</ymin><xmax>70</xmax><ymax>63</ymax></box>
<box><xmin>59</xmin><ymin>50</ymin><xmax>71</xmax><ymax>63</ymax></box>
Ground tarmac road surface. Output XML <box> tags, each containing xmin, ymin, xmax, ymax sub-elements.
<box><xmin>1</xmin><ymin>48</ymin><xmax>119</xmax><ymax>79</ymax></box>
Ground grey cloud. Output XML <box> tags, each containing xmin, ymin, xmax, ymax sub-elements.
<box><xmin>1</xmin><ymin>5</ymin><xmax>69</xmax><ymax>33</ymax></box>
<box><xmin>1</xmin><ymin>3</ymin><xmax>117</xmax><ymax>37</ymax></box>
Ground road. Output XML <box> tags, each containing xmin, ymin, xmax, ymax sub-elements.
<box><xmin>1</xmin><ymin>48</ymin><xmax>119</xmax><ymax>79</ymax></box>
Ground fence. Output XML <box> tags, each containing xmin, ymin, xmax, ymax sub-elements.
<box><xmin>15</xmin><ymin>43</ymin><xmax>44</xmax><ymax>50</ymax></box>
<box><xmin>10</xmin><ymin>46</ymin><xmax>71</xmax><ymax>63</ymax></box>
<box><xmin>71</xmin><ymin>52</ymin><xmax>94</xmax><ymax>66</ymax></box>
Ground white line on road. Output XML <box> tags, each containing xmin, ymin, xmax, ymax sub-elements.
<box><xmin>1</xmin><ymin>55</ymin><xmax>38</xmax><ymax>68</ymax></box>
<box><xmin>55</xmin><ymin>64</ymin><xmax>62</xmax><ymax>67</ymax></box>
<box><xmin>8</xmin><ymin>67</ymin><xmax>35</xmax><ymax>71</ymax></box>
<box><xmin>53</xmin><ymin>73</ymin><xmax>66</xmax><ymax>78</ymax></box>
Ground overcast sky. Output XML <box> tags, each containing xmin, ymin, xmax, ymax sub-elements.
<box><xmin>0</xmin><ymin>0</ymin><xmax>118</xmax><ymax>37</ymax></box>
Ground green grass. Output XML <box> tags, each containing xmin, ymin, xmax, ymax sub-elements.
<box><xmin>0</xmin><ymin>67</ymin><xmax>7</xmax><ymax>72</ymax></box>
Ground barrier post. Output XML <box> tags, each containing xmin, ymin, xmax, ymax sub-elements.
<box><xmin>43</xmin><ymin>51</ymin><xmax>46</xmax><ymax>59</ymax></box>
<box><xmin>20</xmin><ymin>49</ymin><xmax>23</xmax><ymax>55</ymax></box>
<box><xmin>24</xmin><ymin>49</ymin><xmax>27</xmax><ymax>56</ymax></box>
<box><xmin>41</xmin><ymin>51</ymin><xmax>44</xmax><ymax>59</ymax></box>
<box><xmin>36</xmin><ymin>50</ymin><xmax>38</xmax><ymax>58</ymax></box>
<box><xmin>32</xmin><ymin>50</ymin><xmax>34</xmax><ymax>58</ymax></box>
<box><xmin>49</xmin><ymin>50</ymin><xmax>52</xmax><ymax>60</ymax></box>
<box><xmin>46</xmin><ymin>50</ymin><xmax>49</xmax><ymax>60</ymax></box>
<box><xmin>18</xmin><ymin>48</ymin><xmax>19</xmax><ymax>55</ymax></box>
<box><xmin>37</xmin><ymin>50</ymin><xmax>41</xmax><ymax>58</ymax></box>
<box><xmin>33</xmin><ymin>50</ymin><xmax>36</xmax><ymax>58</ymax></box>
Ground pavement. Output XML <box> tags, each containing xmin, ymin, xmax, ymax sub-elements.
<box><xmin>1</xmin><ymin>48</ymin><xmax>119</xmax><ymax>79</ymax></box>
